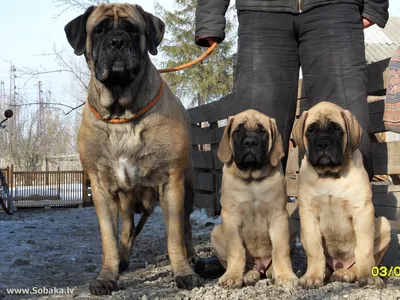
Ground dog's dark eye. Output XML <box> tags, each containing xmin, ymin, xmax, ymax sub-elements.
<box><xmin>94</xmin><ymin>26</ymin><xmax>105</xmax><ymax>35</ymax></box>
<box><xmin>329</xmin><ymin>122</ymin><xmax>342</xmax><ymax>132</ymax></box>
<box><xmin>307</xmin><ymin>123</ymin><xmax>318</xmax><ymax>134</ymax></box>
<box><xmin>119</xmin><ymin>20</ymin><xmax>138</xmax><ymax>34</ymax></box>
<box><xmin>257</xmin><ymin>125</ymin><xmax>267</xmax><ymax>134</ymax></box>
<box><xmin>334</xmin><ymin>124</ymin><xmax>342</xmax><ymax>132</ymax></box>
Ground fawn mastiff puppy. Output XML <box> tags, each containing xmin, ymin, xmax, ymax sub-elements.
<box><xmin>212</xmin><ymin>109</ymin><xmax>299</xmax><ymax>288</ymax></box>
<box><xmin>64</xmin><ymin>3</ymin><xmax>202</xmax><ymax>295</ymax></box>
<box><xmin>293</xmin><ymin>102</ymin><xmax>391</xmax><ymax>289</ymax></box>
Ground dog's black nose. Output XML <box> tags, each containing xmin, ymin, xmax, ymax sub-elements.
<box><xmin>243</xmin><ymin>136</ymin><xmax>259</xmax><ymax>147</ymax></box>
<box><xmin>110</xmin><ymin>35</ymin><xmax>128</xmax><ymax>50</ymax></box>
<box><xmin>315</xmin><ymin>137</ymin><xmax>332</xmax><ymax>150</ymax></box>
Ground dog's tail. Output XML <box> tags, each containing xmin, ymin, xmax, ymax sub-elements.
<box><xmin>134</xmin><ymin>213</ymin><xmax>149</xmax><ymax>238</ymax></box>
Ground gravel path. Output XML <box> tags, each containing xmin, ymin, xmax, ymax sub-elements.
<box><xmin>0</xmin><ymin>207</ymin><xmax>399</xmax><ymax>300</ymax></box>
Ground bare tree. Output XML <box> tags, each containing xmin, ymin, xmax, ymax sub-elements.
<box><xmin>0</xmin><ymin>95</ymin><xmax>74</xmax><ymax>171</ymax></box>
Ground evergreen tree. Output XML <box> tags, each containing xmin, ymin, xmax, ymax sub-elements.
<box><xmin>155</xmin><ymin>0</ymin><xmax>236</xmax><ymax>107</ymax></box>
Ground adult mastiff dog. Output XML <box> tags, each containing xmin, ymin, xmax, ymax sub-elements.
<box><xmin>64</xmin><ymin>3</ymin><xmax>202</xmax><ymax>295</ymax></box>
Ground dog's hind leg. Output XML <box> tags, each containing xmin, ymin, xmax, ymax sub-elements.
<box><xmin>118</xmin><ymin>191</ymin><xmax>135</xmax><ymax>273</ymax></box>
<box><xmin>89</xmin><ymin>177</ymin><xmax>120</xmax><ymax>295</ymax></box>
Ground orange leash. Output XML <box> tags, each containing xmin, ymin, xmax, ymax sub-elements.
<box><xmin>88</xmin><ymin>42</ymin><xmax>217</xmax><ymax>123</ymax></box>
<box><xmin>157</xmin><ymin>41</ymin><xmax>217</xmax><ymax>73</ymax></box>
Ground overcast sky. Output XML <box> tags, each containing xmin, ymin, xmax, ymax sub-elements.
<box><xmin>0</xmin><ymin>0</ymin><xmax>399</xmax><ymax>112</ymax></box>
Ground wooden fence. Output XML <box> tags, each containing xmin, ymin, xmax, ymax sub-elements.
<box><xmin>187</xmin><ymin>57</ymin><xmax>400</xmax><ymax>226</ymax></box>
<box><xmin>0</xmin><ymin>166</ymin><xmax>88</xmax><ymax>210</ymax></box>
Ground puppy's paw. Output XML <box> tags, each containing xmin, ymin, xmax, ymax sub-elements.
<box><xmin>331</xmin><ymin>269</ymin><xmax>356</xmax><ymax>283</ymax></box>
<box><xmin>175</xmin><ymin>273</ymin><xmax>203</xmax><ymax>290</ymax></box>
<box><xmin>358</xmin><ymin>274</ymin><xmax>385</xmax><ymax>288</ymax></box>
<box><xmin>218</xmin><ymin>272</ymin><xmax>243</xmax><ymax>289</ymax></box>
<box><xmin>299</xmin><ymin>274</ymin><xmax>324</xmax><ymax>289</ymax></box>
<box><xmin>243</xmin><ymin>270</ymin><xmax>260</xmax><ymax>286</ymax></box>
<box><xmin>89</xmin><ymin>279</ymin><xmax>118</xmax><ymax>295</ymax></box>
<box><xmin>274</xmin><ymin>273</ymin><xmax>299</xmax><ymax>288</ymax></box>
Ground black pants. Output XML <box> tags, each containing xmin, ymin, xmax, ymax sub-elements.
<box><xmin>234</xmin><ymin>3</ymin><xmax>373</xmax><ymax>179</ymax></box>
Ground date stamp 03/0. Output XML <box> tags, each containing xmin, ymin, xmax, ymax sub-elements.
<box><xmin>371</xmin><ymin>266</ymin><xmax>400</xmax><ymax>277</ymax></box>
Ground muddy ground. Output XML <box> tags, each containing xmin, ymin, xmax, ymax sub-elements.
<box><xmin>0</xmin><ymin>207</ymin><xmax>399</xmax><ymax>300</ymax></box>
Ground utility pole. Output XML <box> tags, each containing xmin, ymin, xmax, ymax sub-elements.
<box><xmin>36</xmin><ymin>81</ymin><xmax>44</xmax><ymax>135</ymax></box>
<box><xmin>9</xmin><ymin>66</ymin><xmax>17</xmax><ymax>106</ymax></box>
<box><xmin>0</xmin><ymin>81</ymin><xmax>5</xmax><ymax>106</ymax></box>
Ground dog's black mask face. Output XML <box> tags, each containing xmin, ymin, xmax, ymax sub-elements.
<box><xmin>92</xmin><ymin>18</ymin><xmax>144</xmax><ymax>87</ymax></box>
<box><xmin>306</xmin><ymin>121</ymin><xmax>344</xmax><ymax>168</ymax></box>
<box><xmin>232</xmin><ymin>123</ymin><xmax>269</xmax><ymax>170</ymax></box>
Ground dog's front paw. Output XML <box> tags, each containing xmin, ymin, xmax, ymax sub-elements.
<box><xmin>175</xmin><ymin>273</ymin><xmax>203</xmax><ymax>289</ymax></box>
<box><xmin>243</xmin><ymin>270</ymin><xmax>260</xmax><ymax>286</ymax></box>
<box><xmin>299</xmin><ymin>274</ymin><xmax>324</xmax><ymax>289</ymax></box>
<box><xmin>331</xmin><ymin>269</ymin><xmax>356</xmax><ymax>283</ymax></box>
<box><xmin>358</xmin><ymin>274</ymin><xmax>385</xmax><ymax>288</ymax></box>
<box><xmin>275</xmin><ymin>273</ymin><xmax>299</xmax><ymax>288</ymax></box>
<box><xmin>218</xmin><ymin>272</ymin><xmax>243</xmax><ymax>288</ymax></box>
<box><xmin>89</xmin><ymin>279</ymin><xmax>118</xmax><ymax>295</ymax></box>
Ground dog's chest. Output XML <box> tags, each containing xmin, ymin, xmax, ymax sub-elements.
<box><xmin>107</xmin><ymin>127</ymin><xmax>167</xmax><ymax>189</ymax></box>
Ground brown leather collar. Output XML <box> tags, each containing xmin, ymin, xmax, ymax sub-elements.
<box><xmin>88</xmin><ymin>80</ymin><xmax>164</xmax><ymax>124</ymax></box>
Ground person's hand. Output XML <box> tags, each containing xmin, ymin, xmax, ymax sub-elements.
<box><xmin>196</xmin><ymin>36</ymin><xmax>218</xmax><ymax>47</ymax></box>
<box><xmin>204</xmin><ymin>37</ymin><xmax>217</xmax><ymax>46</ymax></box>
<box><xmin>362</xmin><ymin>17</ymin><xmax>375</xmax><ymax>29</ymax></box>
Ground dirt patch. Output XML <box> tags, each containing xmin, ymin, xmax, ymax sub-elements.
<box><xmin>0</xmin><ymin>207</ymin><xmax>399</xmax><ymax>300</ymax></box>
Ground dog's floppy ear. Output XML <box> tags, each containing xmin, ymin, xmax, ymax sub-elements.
<box><xmin>267</xmin><ymin>118</ymin><xmax>285</xmax><ymax>167</ymax></box>
<box><xmin>292</xmin><ymin>111</ymin><xmax>308</xmax><ymax>149</ymax></box>
<box><xmin>341</xmin><ymin>110</ymin><xmax>363</xmax><ymax>158</ymax></box>
<box><xmin>64</xmin><ymin>6</ymin><xmax>95</xmax><ymax>56</ymax></box>
<box><xmin>217</xmin><ymin>116</ymin><xmax>234</xmax><ymax>163</ymax></box>
<box><xmin>136</xmin><ymin>5</ymin><xmax>165</xmax><ymax>55</ymax></box>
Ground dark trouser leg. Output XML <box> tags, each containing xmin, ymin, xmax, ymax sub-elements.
<box><xmin>298</xmin><ymin>3</ymin><xmax>373</xmax><ymax>180</ymax></box>
<box><xmin>234</xmin><ymin>10</ymin><xmax>300</xmax><ymax>173</ymax></box>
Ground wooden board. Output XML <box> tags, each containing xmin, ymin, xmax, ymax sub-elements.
<box><xmin>192</xmin><ymin>151</ymin><xmax>213</xmax><ymax>169</ymax></box>
<box><xmin>193</xmin><ymin>193</ymin><xmax>215</xmax><ymax>210</ymax></box>
<box><xmin>195</xmin><ymin>172</ymin><xmax>215</xmax><ymax>192</ymax></box>
<box><xmin>375</xmin><ymin>206</ymin><xmax>400</xmax><ymax>221</ymax></box>
<box><xmin>13</xmin><ymin>199</ymin><xmax>83</xmax><ymax>208</ymax></box>
<box><xmin>188</xmin><ymin>93</ymin><xmax>236</xmax><ymax>124</ymax></box>
<box><xmin>191</xmin><ymin>126</ymin><xmax>224</xmax><ymax>145</ymax></box>
<box><xmin>366</xmin><ymin>58</ymin><xmax>390</xmax><ymax>95</ymax></box>
<box><xmin>285</xmin><ymin>174</ymin><xmax>298</xmax><ymax>197</ymax></box>
<box><xmin>372</xmin><ymin>142</ymin><xmax>400</xmax><ymax>175</ymax></box>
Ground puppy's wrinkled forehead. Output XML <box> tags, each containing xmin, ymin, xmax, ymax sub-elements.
<box><xmin>231</xmin><ymin>110</ymin><xmax>269</xmax><ymax>132</ymax></box>
<box><xmin>86</xmin><ymin>3</ymin><xmax>145</xmax><ymax>33</ymax></box>
<box><xmin>306</xmin><ymin>103</ymin><xmax>345</xmax><ymax>128</ymax></box>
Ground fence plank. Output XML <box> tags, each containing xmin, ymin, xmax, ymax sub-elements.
<box><xmin>195</xmin><ymin>173</ymin><xmax>215</xmax><ymax>192</ymax></box>
<box><xmin>372</xmin><ymin>142</ymin><xmax>400</xmax><ymax>175</ymax></box>
<box><xmin>193</xmin><ymin>193</ymin><xmax>215</xmax><ymax>209</ymax></box>
<box><xmin>367</xmin><ymin>58</ymin><xmax>390</xmax><ymax>95</ymax></box>
<box><xmin>191</xmin><ymin>126</ymin><xmax>224</xmax><ymax>145</ymax></box>
<box><xmin>193</xmin><ymin>151</ymin><xmax>213</xmax><ymax>169</ymax></box>
<box><xmin>188</xmin><ymin>93</ymin><xmax>236</xmax><ymax>124</ymax></box>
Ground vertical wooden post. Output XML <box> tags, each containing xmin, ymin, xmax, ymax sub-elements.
<box><xmin>45</xmin><ymin>157</ymin><xmax>49</xmax><ymax>185</ymax></box>
<box><xmin>57</xmin><ymin>166</ymin><xmax>61</xmax><ymax>199</ymax></box>
<box><xmin>209</xmin><ymin>121</ymin><xmax>221</xmax><ymax>215</ymax></box>
<box><xmin>10</xmin><ymin>164</ymin><xmax>14</xmax><ymax>200</ymax></box>
<box><xmin>82</xmin><ymin>171</ymin><xmax>87</xmax><ymax>205</ymax></box>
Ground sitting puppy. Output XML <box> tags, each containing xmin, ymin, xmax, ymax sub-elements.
<box><xmin>212</xmin><ymin>109</ymin><xmax>299</xmax><ymax>288</ymax></box>
<box><xmin>292</xmin><ymin>101</ymin><xmax>391</xmax><ymax>289</ymax></box>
